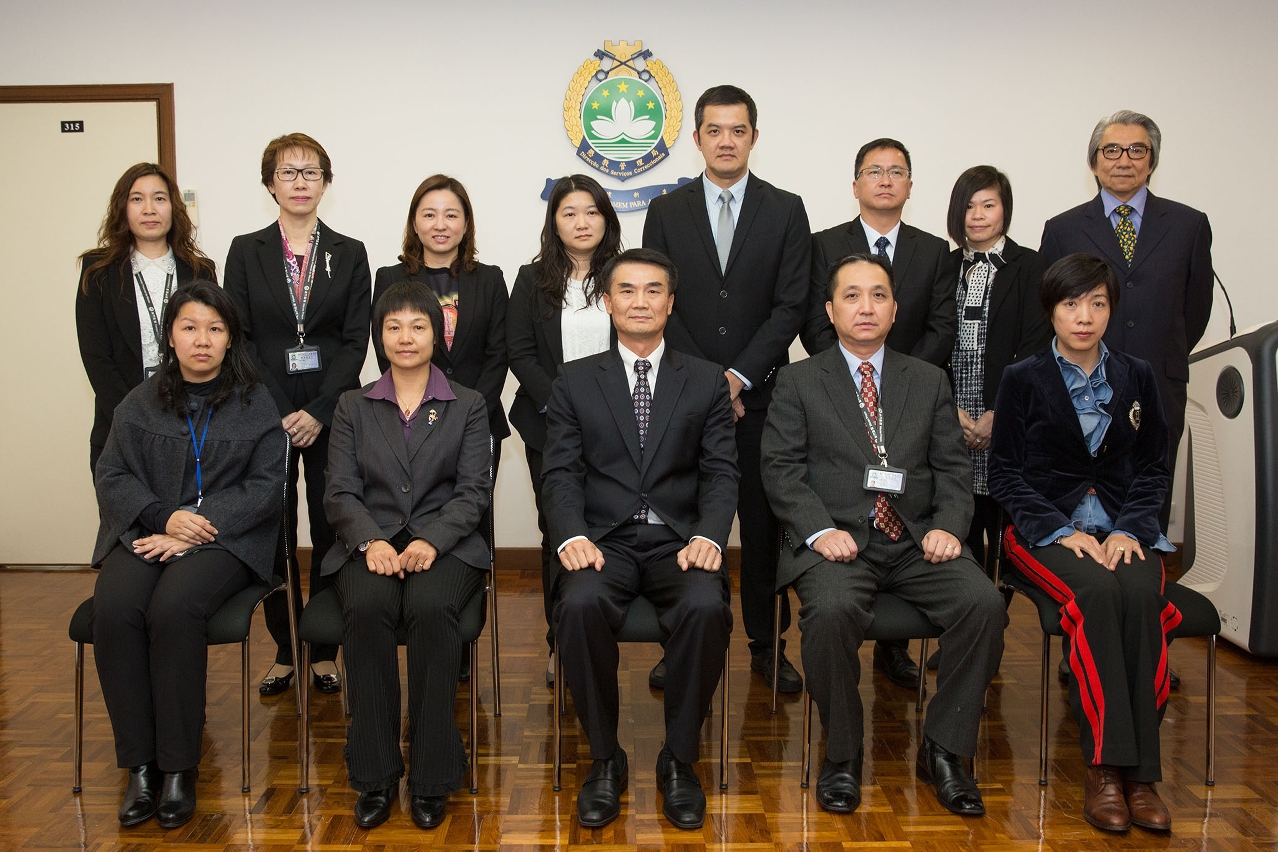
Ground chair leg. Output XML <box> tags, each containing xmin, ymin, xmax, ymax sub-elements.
<box><xmin>299</xmin><ymin>642</ymin><xmax>311</xmax><ymax>794</ymax></box>
<box><xmin>73</xmin><ymin>642</ymin><xmax>84</xmax><ymax>793</ymax></box>
<box><xmin>552</xmin><ymin>641</ymin><xmax>562</xmax><ymax>792</ymax></box>
<box><xmin>1206</xmin><ymin>634</ymin><xmax>1216</xmax><ymax>786</ymax></box>
<box><xmin>771</xmin><ymin>591</ymin><xmax>782</xmax><ymax>714</ymax></box>
<box><xmin>489</xmin><ymin>574</ymin><xmax>502</xmax><ymax>719</ymax></box>
<box><xmin>720</xmin><ymin>647</ymin><xmax>729</xmax><ymax>791</ymax></box>
<box><xmin>340</xmin><ymin>650</ymin><xmax>350</xmax><ymax>718</ymax></box>
<box><xmin>242</xmin><ymin>639</ymin><xmax>251</xmax><ymax>792</ymax></box>
<box><xmin>801</xmin><ymin>688</ymin><xmax>812</xmax><ymax>789</ymax></box>
<box><xmin>1038</xmin><ymin>632</ymin><xmax>1050</xmax><ymax>786</ymax></box>
<box><xmin>916</xmin><ymin>637</ymin><xmax>929</xmax><ymax>713</ymax></box>
<box><xmin>469</xmin><ymin>640</ymin><xmax>479</xmax><ymax>794</ymax></box>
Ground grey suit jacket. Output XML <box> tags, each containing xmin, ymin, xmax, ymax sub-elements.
<box><xmin>761</xmin><ymin>345</ymin><xmax>973</xmax><ymax>589</ymax></box>
<box><xmin>320</xmin><ymin>373</ymin><xmax>491</xmax><ymax>575</ymax></box>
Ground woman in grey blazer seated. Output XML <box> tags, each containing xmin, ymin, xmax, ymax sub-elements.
<box><xmin>322</xmin><ymin>281</ymin><xmax>491</xmax><ymax>830</ymax></box>
<box><xmin>91</xmin><ymin>280</ymin><xmax>285</xmax><ymax>829</ymax></box>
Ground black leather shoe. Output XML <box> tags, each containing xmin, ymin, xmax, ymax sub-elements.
<box><xmin>577</xmin><ymin>748</ymin><xmax>627</xmax><ymax>828</ymax></box>
<box><xmin>259</xmin><ymin>668</ymin><xmax>294</xmax><ymax>696</ymax></box>
<box><xmin>411</xmin><ymin>793</ymin><xmax>447</xmax><ymax>829</ymax></box>
<box><xmin>916</xmin><ymin>736</ymin><xmax>984</xmax><ymax>815</ymax></box>
<box><xmin>312</xmin><ymin>670</ymin><xmax>342</xmax><ymax>694</ymax></box>
<box><xmin>1058</xmin><ymin>654</ymin><xmax>1072</xmax><ymax>683</ymax></box>
<box><xmin>656</xmin><ymin>745</ymin><xmax>705</xmax><ymax>829</ymax></box>
<box><xmin>925</xmin><ymin>648</ymin><xmax>941</xmax><ymax>670</ymax></box>
<box><xmin>873</xmin><ymin>641</ymin><xmax>920</xmax><ymax>689</ymax></box>
<box><xmin>649</xmin><ymin>657</ymin><xmax>667</xmax><ymax>689</ymax></box>
<box><xmin>354</xmin><ymin>786</ymin><xmax>397</xmax><ymax>828</ymax></box>
<box><xmin>750</xmin><ymin>650</ymin><xmax>803</xmax><ymax>693</ymax></box>
<box><xmin>458</xmin><ymin>655</ymin><xmax>471</xmax><ymax>683</ymax></box>
<box><xmin>155</xmin><ymin>768</ymin><xmax>198</xmax><ymax>829</ymax></box>
<box><xmin>816</xmin><ymin>751</ymin><xmax>863</xmax><ymax>813</ymax></box>
<box><xmin>118</xmin><ymin>761</ymin><xmax>160</xmax><ymax>826</ymax></box>
<box><xmin>1168</xmin><ymin>666</ymin><xmax>1181</xmax><ymax>691</ymax></box>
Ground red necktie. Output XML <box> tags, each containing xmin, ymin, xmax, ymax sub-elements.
<box><xmin>858</xmin><ymin>362</ymin><xmax>903</xmax><ymax>541</ymax></box>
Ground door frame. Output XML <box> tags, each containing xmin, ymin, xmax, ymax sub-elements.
<box><xmin>0</xmin><ymin>83</ymin><xmax>176</xmax><ymax>179</ymax></box>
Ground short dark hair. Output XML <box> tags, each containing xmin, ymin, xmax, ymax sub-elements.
<box><xmin>854</xmin><ymin>137</ymin><xmax>912</xmax><ymax>175</ymax></box>
<box><xmin>825</xmin><ymin>253</ymin><xmax>895</xmax><ymax>302</ymax></box>
<box><xmin>1039</xmin><ymin>253</ymin><xmax>1120</xmax><ymax>317</ymax></box>
<box><xmin>946</xmin><ymin>165</ymin><xmax>1014</xmax><ymax>247</ymax></box>
<box><xmin>599</xmin><ymin>247</ymin><xmax>679</xmax><ymax>295</ymax></box>
<box><xmin>694</xmin><ymin>85</ymin><xmax>757</xmax><ymax>131</ymax></box>
<box><xmin>371</xmin><ymin>280</ymin><xmax>447</xmax><ymax>365</ymax></box>
<box><xmin>260</xmin><ymin>132</ymin><xmax>333</xmax><ymax>192</ymax></box>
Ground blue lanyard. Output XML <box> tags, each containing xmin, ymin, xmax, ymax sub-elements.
<box><xmin>184</xmin><ymin>406</ymin><xmax>213</xmax><ymax>508</ymax></box>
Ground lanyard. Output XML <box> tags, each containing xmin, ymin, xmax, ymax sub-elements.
<box><xmin>184</xmin><ymin>404</ymin><xmax>213</xmax><ymax>509</ymax></box>
<box><xmin>854</xmin><ymin>381</ymin><xmax>890</xmax><ymax>466</ymax></box>
<box><xmin>279</xmin><ymin>222</ymin><xmax>322</xmax><ymax>344</ymax></box>
<box><xmin>134</xmin><ymin>269</ymin><xmax>175</xmax><ymax>347</ymax></box>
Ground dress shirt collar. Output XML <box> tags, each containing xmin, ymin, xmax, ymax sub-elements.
<box><xmin>702</xmin><ymin>171</ymin><xmax>749</xmax><ymax>211</ymax></box>
<box><xmin>1101</xmin><ymin>185</ymin><xmax>1148</xmax><ymax>220</ymax></box>
<box><xmin>131</xmin><ymin>247</ymin><xmax>176</xmax><ymax>275</ymax></box>
<box><xmin>859</xmin><ymin>218</ymin><xmax>903</xmax><ymax>260</ymax></box>
<box><xmin>617</xmin><ymin>338</ymin><xmax>666</xmax><ymax>394</ymax></box>
<box><xmin>837</xmin><ymin>342</ymin><xmax>885</xmax><ymax>392</ymax></box>
<box><xmin>365</xmin><ymin>363</ymin><xmax>457</xmax><ymax>404</ymax></box>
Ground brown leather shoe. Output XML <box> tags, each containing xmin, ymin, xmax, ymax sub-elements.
<box><xmin>1083</xmin><ymin>765</ymin><xmax>1130</xmax><ymax>832</ymax></box>
<box><xmin>1124</xmin><ymin>780</ymin><xmax>1171</xmax><ymax>831</ymax></box>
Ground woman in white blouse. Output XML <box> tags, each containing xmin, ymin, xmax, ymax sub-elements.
<box><xmin>507</xmin><ymin>174</ymin><xmax>622</xmax><ymax>682</ymax></box>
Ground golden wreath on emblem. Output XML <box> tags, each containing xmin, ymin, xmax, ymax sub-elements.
<box><xmin>1129</xmin><ymin>400</ymin><xmax>1142</xmax><ymax>431</ymax></box>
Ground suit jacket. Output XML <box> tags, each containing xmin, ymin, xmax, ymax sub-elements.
<box><xmin>642</xmin><ymin>174</ymin><xmax>810</xmax><ymax>410</ymax></box>
<box><xmin>75</xmin><ymin>254</ymin><xmax>207</xmax><ymax>451</ymax></box>
<box><xmin>224</xmin><ymin>220</ymin><xmax>372</xmax><ymax>426</ymax></box>
<box><xmin>320</xmin><ymin>373</ymin><xmax>491</xmax><ymax>576</ymax></box>
<box><xmin>505</xmin><ymin>261</ymin><xmax>616</xmax><ymax>453</ymax></box>
<box><xmin>987</xmin><ymin>347</ymin><xmax>1169</xmax><ymax>549</ymax></box>
<box><xmin>761</xmin><ymin>345</ymin><xmax>973</xmax><ymax>590</ymax></box>
<box><xmin>541</xmin><ymin>346</ymin><xmax>739</xmax><ymax>550</ymax></box>
<box><xmin>372</xmin><ymin>261</ymin><xmax>510</xmax><ymax>441</ymax></box>
<box><xmin>1038</xmin><ymin>191</ymin><xmax>1213</xmax><ymax>434</ymax></box>
<box><xmin>942</xmin><ymin>236</ymin><xmax>1051</xmax><ymax>408</ymax></box>
<box><xmin>802</xmin><ymin>217</ymin><xmax>956</xmax><ymax>366</ymax></box>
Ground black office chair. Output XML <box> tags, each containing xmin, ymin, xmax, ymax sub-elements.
<box><xmin>996</xmin><ymin>525</ymin><xmax>1219</xmax><ymax>786</ymax></box>
<box><xmin>71</xmin><ymin>435</ymin><xmax>301</xmax><ymax>794</ymax></box>
<box><xmin>552</xmin><ymin>594</ymin><xmax>731</xmax><ymax>792</ymax></box>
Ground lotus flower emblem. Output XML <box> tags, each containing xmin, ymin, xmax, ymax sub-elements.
<box><xmin>589</xmin><ymin>98</ymin><xmax>656</xmax><ymax>142</ymax></box>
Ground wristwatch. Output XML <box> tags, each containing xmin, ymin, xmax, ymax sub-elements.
<box><xmin>357</xmin><ymin>539</ymin><xmax>373</xmax><ymax>553</ymax></box>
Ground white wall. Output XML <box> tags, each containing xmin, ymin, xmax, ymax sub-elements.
<box><xmin>3</xmin><ymin>0</ymin><xmax>1273</xmax><ymax>546</ymax></box>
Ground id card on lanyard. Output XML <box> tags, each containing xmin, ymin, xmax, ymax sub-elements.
<box><xmin>854</xmin><ymin>379</ymin><xmax>908</xmax><ymax>496</ymax></box>
<box><xmin>280</xmin><ymin>222</ymin><xmax>324</xmax><ymax>374</ymax></box>
<box><xmin>135</xmin><ymin>270</ymin><xmax>175</xmax><ymax>380</ymax></box>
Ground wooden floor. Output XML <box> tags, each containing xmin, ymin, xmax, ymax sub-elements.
<box><xmin>2</xmin><ymin>564</ymin><xmax>1276</xmax><ymax>851</ymax></box>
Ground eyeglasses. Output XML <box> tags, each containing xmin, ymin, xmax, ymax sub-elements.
<box><xmin>856</xmin><ymin>167</ymin><xmax>911</xmax><ymax>182</ymax></box>
<box><xmin>274</xmin><ymin>167</ymin><xmax>324</xmax><ymax>182</ymax></box>
<box><xmin>1099</xmin><ymin>143</ymin><xmax>1151</xmax><ymax>161</ymax></box>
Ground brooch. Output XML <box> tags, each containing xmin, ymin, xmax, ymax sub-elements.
<box><xmin>1129</xmin><ymin>400</ymin><xmax>1142</xmax><ymax>430</ymax></box>
<box><xmin>427</xmin><ymin>409</ymin><xmax>438</xmax><ymax>426</ymax></box>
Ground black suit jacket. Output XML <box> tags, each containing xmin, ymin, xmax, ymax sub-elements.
<box><xmin>224</xmin><ymin>220</ymin><xmax>372</xmax><ymax>426</ymax></box>
<box><xmin>761</xmin><ymin>346</ymin><xmax>973</xmax><ymax>589</ymax></box>
<box><xmin>642</xmin><ymin>174</ymin><xmax>810</xmax><ymax>410</ymax></box>
<box><xmin>802</xmin><ymin>217</ymin><xmax>956</xmax><ymax>366</ymax></box>
<box><xmin>372</xmin><ymin>261</ymin><xmax>510</xmax><ymax>441</ymax></box>
<box><xmin>542</xmin><ymin>346</ymin><xmax>739</xmax><ymax>550</ymax></box>
<box><xmin>75</xmin><ymin>254</ymin><xmax>207</xmax><ymax>451</ymax></box>
<box><xmin>1039</xmin><ymin>191</ymin><xmax>1213</xmax><ymax>436</ymax></box>
<box><xmin>943</xmin><ymin>237</ymin><xmax>1051</xmax><ymax>408</ymax></box>
<box><xmin>987</xmin><ymin>348</ymin><xmax>1169</xmax><ymax>549</ymax></box>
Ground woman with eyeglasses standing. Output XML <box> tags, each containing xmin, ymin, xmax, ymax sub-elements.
<box><xmin>77</xmin><ymin>163</ymin><xmax>218</xmax><ymax>476</ymax></box>
<box><xmin>507</xmin><ymin>174</ymin><xmax>621</xmax><ymax>684</ymax></box>
<box><xmin>224</xmin><ymin>133</ymin><xmax>371</xmax><ymax>697</ymax></box>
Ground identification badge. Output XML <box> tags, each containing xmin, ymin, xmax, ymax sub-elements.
<box><xmin>286</xmin><ymin>343</ymin><xmax>322</xmax><ymax>374</ymax></box>
<box><xmin>864</xmin><ymin>464</ymin><xmax>907</xmax><ymax>495</ymax></box>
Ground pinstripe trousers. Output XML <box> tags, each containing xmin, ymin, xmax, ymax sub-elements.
<box><xmin>337</xmin><ymin>553</ymin><xmax>485</xmax><ymax>796</ymax></box>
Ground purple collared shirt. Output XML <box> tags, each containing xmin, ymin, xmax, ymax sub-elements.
<box><xmin>364</xmin><ymin>364</ymin><xmax>456</xmax><ymax>443</ymax></box>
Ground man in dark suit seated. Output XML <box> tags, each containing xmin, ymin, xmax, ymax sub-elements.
<box><xmin>1039</xmin><ymin>109</ymin><xmax>1213</xmax><ymax>685</ymax></box>
<box><xmin>762</xmin><ymin>253</ymin><xmax>1005</xmax><ymax>816</ymax></box>
<box><xmin>543</xmin><ymin>248</ymin><xmax>738</xmax><ymax>831</ymax></box>
<box><xmin>800</xmin><ymin>137</ymin><xmax>957</xmax><ymax>690</ymax></box>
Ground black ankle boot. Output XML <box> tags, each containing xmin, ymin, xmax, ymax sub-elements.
<box><xmin>155</xmin><ymin>768</ymin><xmax>198</xmax><ymax>829</ymax></box>
<box><xmin>118</xmin><ymin>761</ymin><xmax>161</xmax><ymax>826</ymax></box>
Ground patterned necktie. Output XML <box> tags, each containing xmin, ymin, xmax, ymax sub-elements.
<box><xmin>874</xmin><ymin>235</ymin><xmax>890</xmax><ymax>260</ymax></box>
<box><xmin>716</xmin><ymin>189</ymin><xmax>734</xmax><ymax>273</ymax></box>
<box><xmin>858</xmin><ymin>361</ymin><xmax>903</xmax><ymax>541</ymax></box>
<box><xmin>1115</xmin><ymin>204</ymin><xmax>1137</xmax><ymax>266</ymax></box>
<box><xmin>632</xmin><ymin>359</ymin><xmax>652</xmax><ymax>522</ymax></box>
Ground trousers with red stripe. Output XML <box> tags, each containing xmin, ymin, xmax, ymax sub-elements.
<box><xmin>1003</xmin><ymin>526</ymin><xmax>1181</xmax><ymax>782</ymax></box>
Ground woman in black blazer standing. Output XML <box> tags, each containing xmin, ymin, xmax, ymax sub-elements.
<box><xmin>77</xmin><ymin>162</ymin><xmax>217</xmax><ymax>475</ymax></box>
<box><xmin>943</xmin><ymin>166</ymin><xmax>1050</xmax><ymax>575</ymax></box>
<box><xmin>506</xmin><ymin>174</ymin><xmax>621</xmax><ymax>681</ymax></box>
<box><xmin>224</xmin><ymin>133</ymin><xmax>372</xmax><ymax>696</ymax></box>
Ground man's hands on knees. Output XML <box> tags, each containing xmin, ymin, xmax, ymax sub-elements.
<box><xmin>813</xmin><ymin>529</ymin><xmax>858</xmax><ymax>562</ymax></box>
<box><xmin>921</xmin><ymin>529</ymin><xmax>963</xmax><ymax>563</ymax></box>
<box><xmin>560</xmin><ymin>538</ymin><xmax>605</xmax><ymax>572</ymax></box>
<box><xmin>677</xmin><ymin>537</ymin><xmax>722</xmax><ymax>572</ymax></box>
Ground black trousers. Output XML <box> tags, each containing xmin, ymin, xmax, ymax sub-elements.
<box><xmin>525</xmin><ymin>443</ymin><xmax>558</xmax><ymax>651</ymax></box>
<box><xmin>965</xmin><ymin>494</ymin><xmax>1003</xmax><ymax>581</ymax></box>
<box><xmin>337</xmin><ymin>553</ymin><xmax>485</xmax><ymax>796</ymax></box>
<box><xmin>736</xmin><ymin>408</ymin><xmax>785</xmax><ymax>657</ymax></box>
<box><xmin>1003</xmin><ymin>527</ymin><xmax>1179</xmax><ymax>782</ymax></box>
<box><xmin>91</xmin><ymin>545</ymin><xmax>253</xmax><ymax>771</ymax></box>
<box><xmin>554</xmin><ymin>524</ymin><xmax>732</xmax><ymax>765</ymax></box>
<box><xmin>793</xmin><ymin>531</ymin><xmax>1006</xmax><ymax>763</ymax></box>
<box><xmin>266</xmin><ymin>430</ymin><xmax>337</xmax><ymax>665</ymax></box>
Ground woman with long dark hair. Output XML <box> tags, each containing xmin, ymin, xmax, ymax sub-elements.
<box><xmin>76</xmin><ymin>162</ymin><xmax>217</xmax><ymax>475</ymax></box>
<box><xmin>91</xmin><ymin>280</ymin><xmax>285</xmax><ymax>829</ymax></box>
<box><xmin>506</xmin><ymin>174</ymin><xmax>621</xmax><ymax>682</ymax></box>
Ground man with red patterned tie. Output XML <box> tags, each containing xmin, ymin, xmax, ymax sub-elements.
<box><xmin>761</xmin><ymin>253</ymin><xmax>1005</xmax><ymax>816</ymax></box>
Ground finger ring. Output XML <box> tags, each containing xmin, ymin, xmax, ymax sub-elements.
<box><xmin>1116</xmin><ymin>546</ymin><xmax>1125</xmax><ymax>552</ymax></box>
<box><xmin>417</xmin><ymin>561</ymin><xmax>424</xmax><ymax>567</ymax></box>
<box><xmin>945</xmin><ymin>544</ymin><xmax>954</xmax><ymax>550</ymax></box>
